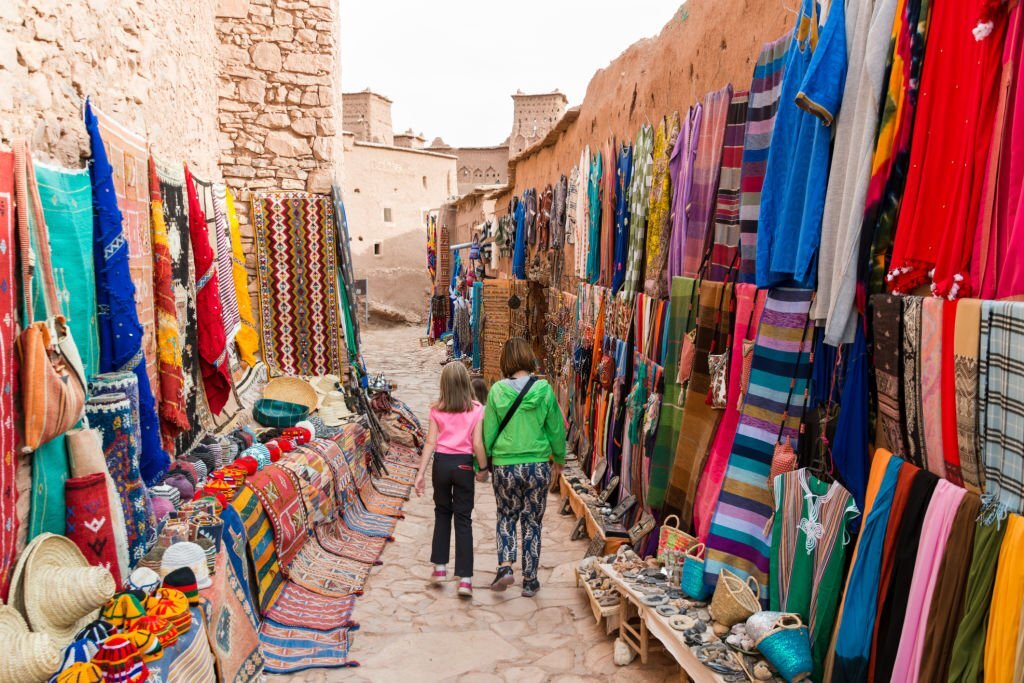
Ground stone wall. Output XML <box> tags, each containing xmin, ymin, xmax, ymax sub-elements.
<box><xmin>342</xmin><ymin>136</ymin><xmax>457</xmax><ymax>323</ymax></box>
<box><xmin>0</xmin><ymin>0</ymin><xmax>221</xmax><ymax>176</ymax></box>
<box><xmin>216</xmin><ymin>0</ymin><xmax>344</xmax><ymax>241</ymax></box>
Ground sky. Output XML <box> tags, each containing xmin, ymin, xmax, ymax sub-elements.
<box><xmin>339</xmin><ymin>1</ymin><xmax>685</xmax><ymax>148</ymax></box>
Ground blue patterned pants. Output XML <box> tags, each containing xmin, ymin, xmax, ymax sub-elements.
<box><xmin>492</xmin><ymin>462</ymin><xmax>551</xmax><ymax>580</ymax></box>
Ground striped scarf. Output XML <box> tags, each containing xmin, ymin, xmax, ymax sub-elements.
<box><xmin>709</xmin><ymin>91</ymin><xmax>750</xmax><ymax>282</ymax></box>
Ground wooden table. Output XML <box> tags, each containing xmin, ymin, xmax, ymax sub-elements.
<box><xmin>598</xmin><ymin>564</ymin><xmax>726</xmax><ymax>683</ymax></box>
<box><xmin>559</xmin><ymin>473</ymin><xmax>630</xmax><ymax>556</ymax></box>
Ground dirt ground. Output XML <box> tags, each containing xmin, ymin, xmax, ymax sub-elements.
<box><xmin>272</xmin><ymin>325</ymin><xmax>678</xmax><ymax>682</ymax></box>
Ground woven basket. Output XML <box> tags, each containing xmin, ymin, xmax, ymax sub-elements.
<box><xmin>754</xmin><ymin>613</ymin><xmax>813</xmax><ymax>682</ymax></box>
<box><xmin>263</xmin><ymin>377</ymin><xmax>319</xmax><ymax>412</ymax></box>
<box><xmin>709</xmin><ymin>569</ymin><xmax>761</xmax><ymax>627</ymax></box>
<box><xmin>657</xmin><ymin>514</ymin><xmax>697</xmax><ymax>562</ymax></box>
<box><xmin>680</xmin><ymin>543</ymin><xmax>711</xmax><ymax>600</ymax></box>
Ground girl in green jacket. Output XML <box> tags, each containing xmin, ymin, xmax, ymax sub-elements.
<box><xmin>482</xmin><ymin>337</ymin><xmax>566</xmax><ymax>597</ymax></box>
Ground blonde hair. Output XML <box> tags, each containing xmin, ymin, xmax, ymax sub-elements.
<box><xmin>500</xmin><ymin>337</ymin><xmax>536</xmax><ymax>378</ymax></box>
<box><xmin>435</xmin><ymin>362</ymin><xmax>474</xmax><ymax>413</ymax></box>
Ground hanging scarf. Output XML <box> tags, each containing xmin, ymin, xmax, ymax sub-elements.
<box><xmin>984</xmin><ymin>514</ymin><xmax>1024</xmax><ymax>681</ymax></box>
<box><xmin>830</xmin><ymin>451</ymin><xmax>902</xmax><ymax>683</ymax></box>
<box><xmin>225</xmin><ymin>187</ymin><xmax>259</xmax><ymax>368</ymax></box>
<box><xmin>889</xmin><ymin>479</ymin><xmax>967</xmax><ymax>681</ymax></box>
<box><xmin>708</xmin><ymin>92</ymin><xmax>749</xmax><ymax>282</ymax></box>
<box><xmin>184</xmin><ymin>165</ymin><xmax>232</xmax><ymax>415</ymax></box>
<box><xmin>667</xmin><ymin>106</ymin><xmax>701</xmax><ymax>282</ymax></box>
<box><xmin>870</xmin><ymin>294</ymin><xmax>906</xmax><ymax>456</ymax></box>
<box><xmin>900</xmin><ymin>296</ymin><xmax>925</xmax><ymax>467</ymax></box>
<box><xmin>919</xmin><ymin>297</ymin><xmax>946</xmax><ymax>476</ymax></box>
<box><xmin>0</xmin><ymin>152</ymin><xmax>15</xmax><ymax>599</ymax></box>
<box><xmin>644</xmin><ymin>114</ymin><xmax>680</xmax><ymax>297</ymax></box>
<box><xmin>686</xmin><ymin>85</ymin><xmax>732</xmax><ymax>281</ymax></box>
<box><xmin>947</xmin><ymin>518</ymin><xmax>1008</xmax><ymax>681</ymax></box>
<box><xmin>870</xmin><ymin>468</ymin><xmax>938</xmax><ymax>683</ymax></box>
<box><xmin>212</xmin><ymin>185</ymin><xmax>242</xmax><ymax>349</ymax></box>
<box><xmin>84</xmin><ymin>101</ymin><xmax>169</xmax><ymax>485</ymax></box>
<box><xmin>954</xmin><ymin>298</ymin><xmax>983</xmax><ymax>492</ymax></box>
<box><xmin>918</xmin><ymin>493</ymin><xmax>981</xmax><ymax>682</ymax></box>
<box><xmin>148</xmin><ymin>157</ymin><xmax>190</xmax><ymax>451</ymax></box>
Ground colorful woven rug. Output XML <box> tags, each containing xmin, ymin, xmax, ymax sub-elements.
<box><xmin>200</xmin><ymin>505</ymin><xmax>264</xmax><ymax>682</ymax></box>
<box><xmin>148</xmin><ymin>607</ymin><xmax>217</xmax><ymax>682</ymax></box>
<box><xmin>34</xmin><ymin>162</ymin><xmax>99</xmax><ymax>379</ymax></box>
<box><xmin>280</xmin><ymin>447</ymin><xmax>336</xmax><ymax>526</ymax></box>
<box><xmin>85</xmin><ymin>393</ymin><xmax>153</xmax><ymax>564</ymax></box>
<box><xmin>0</xmin><ymin>152</ymin><xmax>15</xmax><ymax>599</ymax></box>
<box><xmin>148</xmin><ymin>157</ymin><xmax>190</xmax><ymax>452</ymax></box>
<box><xmin>91</xmin><ymin>105</ymin><xmax>158</xmax><ymax>395</ymax></box>
<box><xmin>317</xmin><ymin>440</ymin><xmax>397</xmax><ymax>539</ymax></box>
<box><xmin>265</xmin><ymin>581</ymin><xmax>357</xmax><ymax>629</ymax></box>
<box><xmin>338</xmin><ymin>435</ymin><xmax>406</xmax><ymax>518</ymax></box>
<box><xmin>260</xmin><ymin>618</ymin><xmax>358</xmax><ymax>674</ymax></box>
<box><xmin>704</xmin><ymin>288</ymin><xmax>814</xmax><ymax>600</ymax></box>
<box><xmin>185</xmin><ymin>168</ymin><xmax>233</xmax><ymax>416</ymax></box>
<box><xmin>231</xmin><ymin>485</ymin><xmax>285</xmax><ymax>614</ymax></box>
<box><xmin>251</xmin><ymin>192</ymin><xmax>344</xmax><ymax>377</ymax></box>
<box><xmin>314</xmin><ymin>517</ymin><xmax>389</xmax><ymax>566</ymax></box>
<box><xmin>85</xmin><ymin>101</ymin><xmax>169</xmax><ymax>485</ymax></box>
<box><xmin>154</xmin><ymin>158</ymin><xmax>209</xmax><ymax>456</ymax></box>
<box><xmin>287</xmin><ymin>540</ymin><xmax>372</xmax><ymax>597</ymax></box>
<box><xmin>247</xmin><ymin>465</ymin><xmax>310</xmax><ymax>572</ymax></box>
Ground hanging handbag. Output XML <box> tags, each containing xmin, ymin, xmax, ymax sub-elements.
<box><xmin>13</xmin><ymin>141</ymin><xmax>87</xmax><ymax>453</ymax></box>
<box><xmin>657</xmin><ymin>513</ymin><xmax>697</xmax><ymax>562</ymax></box>
<box><xmin>705</xmin><ymin>253</ymin><xmax>739</xmax><ymax>410</ymax></box>
<box><xmin>736</xmin><ymin>290</ymin><xmax>763</xmax><ymax>410</ymax></box>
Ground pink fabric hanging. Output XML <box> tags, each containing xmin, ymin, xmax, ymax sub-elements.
<box><xmin>888</xmin><ymin>480</ymin><xmax>967</xmax><ymax>682</ymax></box>
<box><xmin>693</xmin><ymin>283</ymin><xmax>765</xmax><ymax>541</ymax></box>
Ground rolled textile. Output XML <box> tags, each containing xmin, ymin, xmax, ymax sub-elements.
<box><xmin>65</xmin><ymin>473</ymin><xmax>122</xmax><ymax>586</ymax></box>
<box><xmin>67</xmin><ymin>427</ymin><xmax>131</xmax><ymax>583</ymax></box>
<box><xmin>917</xmin><ymin>493</ymin><xmax>981</xmax><ymax>683</ymax></box>
<box><xmin>0</xmin><ymin>152</ymin><xmax>15</xmax><ymax>599</ymax></box>
<box><xmin>984</xmin><ymin>514</ymin><xmax>1024</xmax><ymax>682</ymax></box>
<box><xmin>979</xmin><ymin>301</ymin><xmax>1024</xmax><ymax>520</ymax></box>
<box><xmin>183</xmin><ymin>166</ymin><xmax>232</xmax><ymax>415</ymax></box>
<box><xmin>89</xmin><ymin>372</ymin><xmax>144</xmax><ymax>457</ymax></box>
<box><xmin>665</xmin><ymin>280</ymin><xmax>732</xmax><ymax>526</ymax></box>
<box><xmin>870</xmin><ymin>294</ymin><xmax>905</xmax><ymax>456</ymax></box>
<box><xmin>224</xmin><ymin>187</ymin><xmax>259</xmax><ymax>368</ymax></box>
<box><xmin>953</xmin><ymin>298</ymin><xmax>983</xmax><ymax>493</ymax></box>
<box><xmin>919</xmin><ymin>297</ymin><xmax>946</xmax><ymax>477</ymax></box>
<box><xmin>147</xmin><ymin>157</ymin><xmax>190</xmax><ymax>452</ymax></box>
<box><xmin>85</xmin><ymin>393</ymin><xmax>153</xmax><ymax>565</ymax></box>
<box><xmin>704</xmin><ymin>288</ymin><xmax>814</xmax><ymax>598</ymax></box>
<box><xmin>84</xmin><ymin>100</ymin><xmax>169</xmax><ymax>485</ymax></box>
<box><xmin>889</xmin><ymin>479</ymin><xmax>967</xmax><ymax>681</ymax></box>
<box><xmin>647</xmin><ymin>277</ymin><xmax>696</xmax><ymax>509</ymax></box>
<box><xmin>738</xmin><ymin>34</ymin><xmax>789</xmax><ymax>284</ymax></box>
<box><xmin>694</xmin><ymin>283</ymin><xmax>765</xmax><ymax>542</ymax></box>
<box><xmin>947</xmin><ymin>519</ymin><xmax>1008</xmax><ymax>681</ymax></box>
<box><xmin>871</xmin><ymin>468</ymin><xmax>938</xmax><ymax>683</ymax></box>
<box><xmin>829</xmin><ymin>451</ymin><xmax>901</xmax><ymax>683</ymax></box>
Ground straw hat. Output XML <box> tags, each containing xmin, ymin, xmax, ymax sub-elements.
<box><xmin>263</xmin><ymin>377</ymin><xmax>319</xmax><ymax>412</ymax></box>
<box><xmin>9</xmin><ymin>533</ymin><xmax>116</xmax><ymax>647</ymax></box>
<box><xmin>0</xmin><ymin>603</ymin><xmax>62</xmax><ymax>683</ymax></box>
<box><xmin>161</xmin><ymin>542</ymin><xmax>211</xmax><ymax>589</ymax></box>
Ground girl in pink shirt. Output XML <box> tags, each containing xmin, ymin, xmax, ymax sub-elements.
<box><xmin>414</xmin><ymin>362</ymin><xmax>487</xmax><ymax>597</ymax></box>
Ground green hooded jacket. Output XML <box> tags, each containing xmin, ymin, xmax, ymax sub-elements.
<box><xmin>483</xmin><ymin>378</ymin><xmax>567</xmax><ymax>466</ymax></box>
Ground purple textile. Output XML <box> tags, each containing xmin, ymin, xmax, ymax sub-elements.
<box><xmin>683</xmin><ymin>86</ymin><xmax>733</xmax><ymax>278</ymax></box>
<box><xmin>667</xmin><ymin>105</ymin><xmax>702</xmax><ymax>284</ymax></box>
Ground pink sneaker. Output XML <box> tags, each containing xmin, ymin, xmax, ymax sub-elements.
<box><xmin>431</xmin><ymin>567</ymin><xmax>447</xmax><ymax>583</ymax></box>
<box><xmin>457</xmin><ymin>579</ymin><xmax>473</xmax><ymax>597</ymax></box>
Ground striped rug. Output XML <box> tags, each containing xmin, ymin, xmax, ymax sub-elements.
<box><xmin>704</xmin><ymin>288</ymin><xmax>814</xmax><ymax>598</ymax></box>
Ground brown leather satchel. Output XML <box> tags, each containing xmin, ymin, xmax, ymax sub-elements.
<box><xmin>13</xmin><ymin>141</ymin><xmax>87</xmax><ymax>453</ymax></box>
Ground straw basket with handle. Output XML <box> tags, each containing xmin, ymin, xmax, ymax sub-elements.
<box><xmin>657</xmin><ymin>514</ymin><xmax>697</xmax><ymax>562</ymax></box>
<box><xmin>754</xmin><ymin>613</ymin><xmax>813</xmax><ymax>682</ymax></box>
<box><xmin>710</xmin><ymin>569</ymin><xmax>761</xmax><ymax>627</ymax></box>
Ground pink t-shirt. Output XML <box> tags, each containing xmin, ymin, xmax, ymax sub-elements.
<box><xmin>429</xmin><ymin>402</ymin><xmax>484</xmax><ymax>455</ymax></box>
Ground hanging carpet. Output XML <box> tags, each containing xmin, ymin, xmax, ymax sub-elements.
<box><xmin>252</xmin><ymin>192</ymin><xmax>344</xmax><ymax>377</ymax></box>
